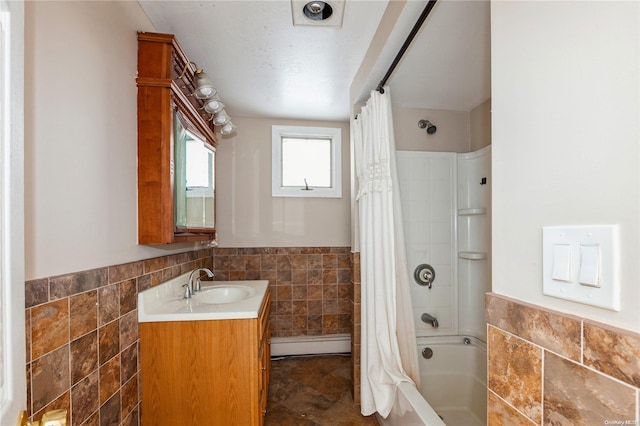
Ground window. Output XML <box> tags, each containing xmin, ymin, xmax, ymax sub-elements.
<box><xmin>272</xmin><ymin>125</ymin><xmax>342</xmax><ymax>198</ymax></box>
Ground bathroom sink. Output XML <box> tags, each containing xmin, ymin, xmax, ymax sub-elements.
<box><xmin>138</xmin><ymin>271</ymin><xmax>268</xmax><ymax>322</ymax></box>
<box><xmin>196</xmin><ymin>285</ymin><xmax>255</xmax><ymax>304</ymax></box>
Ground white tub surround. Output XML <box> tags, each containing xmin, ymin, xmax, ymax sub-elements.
<box><xmin>397</xmin><ymin>151</ymin><xmax>458</xmax><ymax>337</ymax></box>
<box><xmin>418</xmin><ymin>336</ymin><xmax>487</xmax><ymax>425</ymax></box>
<box><xmin>380</xmin><ymin>336</ymin><xmax>487</xmax><ymax>426</ymax></box>
<box><xmin>379</xmin><ymin>382</ymin><xmax>446</xmax><ymax>426</ymax></box>
<box><xmin>457</xmin><ymin>146</ymin><xmax>491</xmax><ymax>340</ymax></box>
<box><xmin>397</xmin><ymin>146</ymin><xmax>491</xmax><ymax>342</ymax></box>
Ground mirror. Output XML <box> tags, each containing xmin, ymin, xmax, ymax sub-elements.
<box><xmin>174</xmin><ymin>111</ymin><xmax>215</xmax><ymax>232</ymax></box>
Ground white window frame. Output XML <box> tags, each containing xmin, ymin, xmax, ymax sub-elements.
<box><xmin>271</xmin><ymin>125</ymin><xmax>342</xmax><ymax>198</ymax></box>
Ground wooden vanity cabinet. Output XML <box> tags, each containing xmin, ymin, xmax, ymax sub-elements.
<box><xmin>258</xmin><ymin>292</ymin><xmax>271</xmax><ymax>420</ymax></box>
<box><xmin>137</xmin><ymin>32</ymin><xmax>217</xmax><ymax>244</ymax></box>
<box><xmin>140</xmin><ymin>290</ymin><xmax>271</xmax><ymax>425</ymax></box>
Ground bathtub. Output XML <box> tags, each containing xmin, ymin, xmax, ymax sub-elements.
<box><xmin>378</xmin><ymin>336</ymin><xmax>487</xmax><ymax>426</ymax></box>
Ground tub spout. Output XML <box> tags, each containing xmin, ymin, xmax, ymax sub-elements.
<box><xmin>421</xmin><ymin>313</ymin><xmax>439</xmax><ymax>328</ymax></box>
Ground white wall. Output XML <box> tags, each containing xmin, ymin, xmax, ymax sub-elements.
<box><xmin>491</xmin><ymin>1</ymin><xmax>640</xmax><ymax>331</ymax></box>
<box><xmin>393</xmin><ymin>107</ymin><xmax>470</xmax><ymax>153</ymax></box>
<box><xmin>25</xmin><ymin>2</ymin><xmax>352</xmax><ymax>280</ymax></box>
<box><xmin>24</xmin><ymin>2</ymin><xmax>200</xmax><ymax>280</ymax></box>
<box><xmin>470</xmin><ymin>99</ymin><xmax>491</xmax><ymax>151</ymax></box>
<box><xmin>216</xmin><ymin>116</ymin><xmax>351</xmax><ymax>248</ymax></box>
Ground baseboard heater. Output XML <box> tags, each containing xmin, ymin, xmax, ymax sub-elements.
<box><xmin>270</xmin><ymin>333</ymin><xmax>351</xmax><ymax>357</ymax></box>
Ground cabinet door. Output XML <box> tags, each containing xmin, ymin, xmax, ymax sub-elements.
<box><xmin>140</xmin><ymin>320</ymin><xmax>255</xmax><ymax>425</ymax></box>
<box><xmin>137</xmin><ymin>32</ymin><xmax>218</xmax><ymax>244</ymax></box>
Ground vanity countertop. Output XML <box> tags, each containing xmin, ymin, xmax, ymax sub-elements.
<box><xmin>138</xmin><ymin>271</ymin><xmax>269</xmax><ymax>322</ymax></box>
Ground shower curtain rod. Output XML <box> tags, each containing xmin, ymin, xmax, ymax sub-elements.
<box><xmin>376</xmin><ymin>0</ymin><xmax>438</xmax><ymax>94</ymax></box>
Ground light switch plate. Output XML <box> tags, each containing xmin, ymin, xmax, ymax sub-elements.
<box><xmin>578</xmin><ymin>244</ymin><xmax>600</xmax><ymax>287</ymax></box>
<box><xmin>542</xmin><ymin>225</ymin><xmax>620</xmax><ymax>311</ymax></box>
<box><xmin>551</xmin><ymin>243</ymin><xmax>572</xmax><ymax>282</ymax></box>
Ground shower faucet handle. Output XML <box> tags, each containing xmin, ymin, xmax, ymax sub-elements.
<box><xmin>414</xmin><ymin>264</ymin><xmax>436</xmax><ymax>288</ymax></box>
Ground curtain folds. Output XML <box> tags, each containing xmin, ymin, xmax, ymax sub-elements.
<box><xmin>353</xmin><ymin>87</ymin><xmax>420</xmax><ymax>418</ymax></box>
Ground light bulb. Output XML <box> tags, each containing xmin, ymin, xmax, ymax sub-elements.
<box><xmin>204</xmin><ymin>98</ymin><xmax>225</xmax><ymax>114</ymax></box>
<box><xmin>220</xmin><ymin>122</ymin><xmax>237</xmax><ymax>135</ymax></box>
<box><xmin>307</xmin><ymin>1</ymin><xmax>325</xmax><ymax>14</ymax></box>
<box><xmin>213</xmin><ymin>110</ymin><xmax>231</xmax><ymax>126</ymax></box>
<box><xmin>193</xmin><ymin>71</ymin><xmax>216</xmax><ymax>99</ymax></box>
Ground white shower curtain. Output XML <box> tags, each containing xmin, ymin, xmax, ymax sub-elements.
<box><xmin>353</xmin><ymin>87</ymin><xmax>420</xmax><ymax>417</ymax></box>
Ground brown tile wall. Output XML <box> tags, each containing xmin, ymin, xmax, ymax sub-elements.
<box><xmin>350</xmin><ymin>252</ymin><xmax>361</xmax><ymax>405</ymax></box>
<box><xmin>211</xmin><ymin>247</ymin><xmax>352</xmax><ymax>337</ymax></box>
<box><xmin>25</xmin><ymin>245</ymin><xmax>351</xmax><ymax>425</ymax></box>
<box><xmin>25</xmin><ymin>249</ymin><xmax>213</xmax><ymax>426</ymax></box>
<box><xmin>486</xmin><ymin>293</ymin><xmax>640</xmax><ymax>425</ymax></box>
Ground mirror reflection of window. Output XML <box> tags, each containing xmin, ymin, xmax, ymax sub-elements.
<box><xmin>174</xmin><ymin>112</ymin><xmax>215</xmax><ymax>230</ymax></box>
<box><xmin>185</xmin><ymin>133</ymin><xmax>214</xmax><ymax>197</ymax></box>
<box><xmin>186</xmin><ymin>136</ymin><xmax>209</xmax><ymax>187</ymax></box>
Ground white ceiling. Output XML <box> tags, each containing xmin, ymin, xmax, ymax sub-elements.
<box><xmin>138</xmin><ymin>0</ymin><xmax>491</xmax><ymax>122</ymax></box>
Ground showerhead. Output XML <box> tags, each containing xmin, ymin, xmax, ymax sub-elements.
<box><xmin>418</xmin><ymin>119</ymin><xmax>437</xmax><ymax>135</ymax></box>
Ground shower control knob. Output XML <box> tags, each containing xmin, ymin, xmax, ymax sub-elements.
<box><xmin>414</xmin><ymin>264</ymin><xmax>436</xmax><ymax>288</ymax></box>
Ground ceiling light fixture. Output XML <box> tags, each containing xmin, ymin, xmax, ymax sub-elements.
<box><xmin>303</xmin><ymin>1</ymin><xmax>332</xmax><ymax>20</ymax></box>
<box><xmin>291</xmin><ymin>0</ymin><xmax>344</xmax><ymax>28</ymax></box>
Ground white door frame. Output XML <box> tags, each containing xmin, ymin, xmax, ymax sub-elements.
<box><xmin>0</xmin><ymin>0</ymin><xmax>26</xmax><ymax>424</ymax></box>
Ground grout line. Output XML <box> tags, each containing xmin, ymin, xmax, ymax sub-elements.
<box><xmin>580</xmin><ymin>319</ymin><xmax>584</xmax><ymax>365</ymax></box>
<box><xmin>540</xmin><ymin>348</ymin><xmax>544</xmax><ymax>426</ymax></box>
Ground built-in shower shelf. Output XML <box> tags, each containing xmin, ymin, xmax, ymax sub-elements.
<box><xmin>458</xmin><ymin>208</ymin><xmax>486</xmax><ymax>216</ymax></box>
<box><xmin>458</xmin><ymin>251</ymin><xmax>487</xmax><ymax>260</ymax></box>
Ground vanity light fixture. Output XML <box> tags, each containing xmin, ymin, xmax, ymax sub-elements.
<box><xmin>220</xmin><ymin>122</ymin><xmax>237</xmax><ymax>135</ymax></box>
<box><xmin>177</xmin><ymin>61</ymin><xmax>217</xmax><ymax>99</ymax></box>
<box><xmin>203</xmin><ymin>96</ymin><xmax>225</xmax><ymax>114</ymax></box>
<box><xmin>212</xmin><ymin>110</ymin><xmax>231</xmax><ymax>126</ymax></box>
<box><xmin>177</xmin><ymin>60</ymin><xmax>238</xmax><ymax>136</ymax></box>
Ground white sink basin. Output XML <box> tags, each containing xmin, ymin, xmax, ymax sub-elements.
<box><xmin>138</xmin><ymin>271</ymin><xmax>268</xmax><ymax>322</ymax></box>
<box><xmin>197</xmin><ymin>285</ymin><xmax>255</xmax><ymax>304</ymax></box>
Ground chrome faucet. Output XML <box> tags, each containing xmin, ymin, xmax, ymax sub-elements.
<box><xmin>183</xmin><ymin>267</ymin><xmax>215</xmax><ymax>299</ymax></box>
<box><xmin>421</xmin><ymin>312</ymin><xmax>439</xmax><ymax>328</ymax></box>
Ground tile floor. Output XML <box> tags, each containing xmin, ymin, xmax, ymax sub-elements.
<box><xmin>266</xmin><ymin>354</ymin><xmax>379</xmax><ymax>426</ymax></box>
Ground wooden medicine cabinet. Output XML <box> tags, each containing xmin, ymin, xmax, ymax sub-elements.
<box><xmin>137</xmin><ymin>32</ymin><xmax>217</xmax><ymax>244</ymax></box>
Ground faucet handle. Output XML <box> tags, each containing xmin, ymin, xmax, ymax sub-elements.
<box><xmin>182</xmin><ymin>283</ymin><xmax>192</xmax><ymax>299</ymax></box>
<box><xmin>193</xmin><ymin>277</ymin><xmax>202</xmax><ymax>293</ymax></box>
